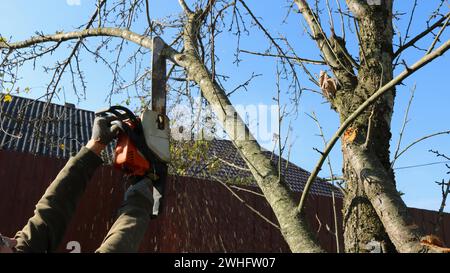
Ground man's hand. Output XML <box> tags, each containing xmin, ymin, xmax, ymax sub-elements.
<box><xmin>91</xmin><ymin>116</ymin><xmax>120</xmax><ymax>145</ymax></box>
<box><xmin>0</xmin><ymin>234</ymin><xmax>17</xmax><ymax>253</ymax></box>
<box><xmin>87</xmin><ymin>116</ymin><xmax>120</xmax><ymax>156</ymax></box>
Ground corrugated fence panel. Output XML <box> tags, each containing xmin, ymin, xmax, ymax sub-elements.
<box><xmin>444</xmin><ymin>214</ymin><xmax>450</xmax><ymax>245</ymax></box>
<box><xmin>408</xmin><ymin>207</ymin><xmax>450</xmax><ymax>243</ymax></box>
<box><xmin>1</xmin><ymin>150</ymin><xmax>450</xmax><ymax>253</ymax></box>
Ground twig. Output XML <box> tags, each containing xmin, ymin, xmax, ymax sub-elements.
<box><xmin>226</xmin><ymin>72</ymin><xmax>261</xmax><ymax>96</ymax></box>
<box><xmin>307</xmin><ymin>111</ymin><xmax>341</xmax><ymax>252</ymax></box>
<box><xmin>353</xmin><ymin>18</ymin><xmax>368</xmax><ymax>66</ymax></box>
<box><xmin>394</xmin><ymin>12</ymin><xmax>450</xmax><ymax>58</ymax></box>
<box><xmin>144</xmin><ymin>0</ymin><xmax>154</xmax><ymax>33</ymax></box>
<box><xmin>392</xmin><ymin>130</ymin><xmax>450</xmax><ymax>165</ymax></box>
<box><xmin>403</xmin><ymin>0</ymin><xmax>418</xmax><ymax>47</ymax></box>
<box><xmin>239</xmin><ymin>49</ymin><xmax>326</xmax><ymax>65</ymax></box>
<box><xmin>429</xmin><ymin>149</ymin><xmax>450</xmax><ymax>161</ymax></box>
<box><xmin>391</xmin><ymin>84</ymin><xmax>416</xmax><ymax>167</ymax></box>
<box><xmin>294</xmin><ymin>0</ymin><xmax>357</xmax><ymax>78</ymax></box>
<box><xmin>229</xmin><ymin>185</ymin><xmax>265</xmax><ymax>197</ymax></box>
<box><xmin>334</xmin><ymin>0</ymin><xmax>345</xmax><ymax>40</ymax></box>
<box><xmin>212</xmin><ymin>176</ymin><xmax>280</xmax><ymax>230</ymax></box>
<box><xmin>435</xmin><ymin>178</ymin><xmax>450</xmax><ymax>234</ymax></box>
<box><xmin>213</xmin><ymin>155</ymin><xmax>250</xmax><ymax>172</ymax></box>
<box><xmin>426</xmin><ymin>13</ymin><xmax>450</xmax><ymax>55</ymax></box>
<box><xmin>429</xmin><ymin>149</ymin><xmax>450</xmax><ymax>234</ymax></box>
<box><xmin>237</xmin><ymin>0</ymin><xmax>303</xmax><ymax>93</ymax></box>
<box><xmin>325</xmin><ymin>0</ymin><xmax>334</xmax><ymax>31</ymax></box>
<box><xmin>363</xmin><ymin>105</ymin><xmax>375</xmax><ymax>150</ymax></box>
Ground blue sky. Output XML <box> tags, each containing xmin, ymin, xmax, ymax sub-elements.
<box><xmin>0</xmin><ymin>0</ymin><xmax>449</xmax><ymax>212</ymax></box>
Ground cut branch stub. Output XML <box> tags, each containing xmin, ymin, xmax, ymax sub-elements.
<box><xmin>319</xmin><ymin>70</ymin><xmax>338</xmax><ymax>101</ymax></box>
<box><xmin>343</xmin><ymin>127</ymin><xmax>358</xmax><ymax>144</ymax></box>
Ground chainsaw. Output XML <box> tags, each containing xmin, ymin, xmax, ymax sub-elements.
<box><xmin>95</xmin><ymin>105</ymin><xmax>170</xmax><ymax>217</ymax></box>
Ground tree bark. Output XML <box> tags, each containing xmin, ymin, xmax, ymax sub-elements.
<box><xmin>339</xmin><ymin>1</ymin><xmax>396</xmax><ymax>252</ymax></box>
<box><xmin>336</xmin><ymin>1</ymin><xmax>424</xmax><ymax>252</ymax></box>
<box><xmin>344</xmin><ymin>145</ymin><xmax>427</xmax><ymax>252</ymax></box>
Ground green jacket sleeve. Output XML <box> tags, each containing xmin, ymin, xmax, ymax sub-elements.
<box><xmin>95</xmin><ymin>179</ymin><xmax>153</xmax><ymax>253</ymax></box>
<box><xmin>14</xmin><ymin>147</ymin><xmax>103</xmax><ymax>253</ymax></box>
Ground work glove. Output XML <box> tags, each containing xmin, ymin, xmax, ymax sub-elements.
<box><xmin>91</xmin><ymin>116</ymin><xmax>121</xmax><ymax>145</ymax></box>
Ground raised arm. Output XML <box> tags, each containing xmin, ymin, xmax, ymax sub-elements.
<box><xmin>14</xmin><ymin>116</ymin><xmax>119</xmax><ymax>252</ymax></box>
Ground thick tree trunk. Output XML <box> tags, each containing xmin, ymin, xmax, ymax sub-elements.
<box><xmin>341</xmin><ymin>82</ymin><xmax>396</xmax><ymax>252</ymax></box>
<box><xmin>332</xmin><ymin>1</ymin><xmax>396</xmax><ymax>252</ymax></box>
<box><xmin>342</xmin><ymin>156</ymin><xmax>393</xmax><ymax>252</ymax></box>
<box><xmin>338</xmin><ymin>1</ymin><xmax>425</xmax><ymax>252</ymax></box>
<box><xmin>344</xmin><ymin>145</ymin><xmax>427</xmax><ymax>252</ymax></box>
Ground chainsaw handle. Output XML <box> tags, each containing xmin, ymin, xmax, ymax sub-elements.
<box><xmin>110</xmin><ymin>120</ymin><xmax>126</xmax><ymax>133</ymax></box>
<box><xmin>95</xmin><ymin>106</ymin><xmax>139</xmax><ymax>125</ymax></box>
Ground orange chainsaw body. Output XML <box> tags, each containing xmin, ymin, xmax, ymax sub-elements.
<box><xmin>114</xmin><ymin>119</ymin><xmax>150</xmax><ymax>176</ymax></box>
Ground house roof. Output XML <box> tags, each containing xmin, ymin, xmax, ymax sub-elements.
<box><xmin>0</xmin><ymin>94</ymin><xmax>115</xmax><ymax>162</ymax></box>
<box><xmin>184</xmin><ymin>139</ymin><xmax>342</xmax><ymax>197</ymax></box>
<box><xmin>0</xmin><ymin>94</ymin><xmax>342</xmax><ymax>197</ymax></box>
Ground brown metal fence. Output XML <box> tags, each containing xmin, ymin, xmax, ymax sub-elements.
<box><xmin>0</xmin><ymin>149</ymin><xmax>448</xmax><ymax>252</ymax></box>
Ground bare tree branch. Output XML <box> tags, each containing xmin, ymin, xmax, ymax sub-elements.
<box><xmin>394</xmin><ymin>12</ymin><xmax>450</xmax><ymax>58</ymax></box>
<box><xmin>239</xmin><ymin>49</ymin><xmax>326</xmax><ymax>65</ymax></box>
<box><xmin>0</xmin><ymin>28</ymin><xmax>153</xmax><ymax>52</ymax></box>
<box><xmin>171</xmin><ymin>7</ymin><xmax>324</xmax><ymax>253</ymax></box>
<box><xmin>392</xmin><ymin>130</ymin><xmax>450</xmax><ymax>165</ymax></box>
<box><xmin>212</xmin><ymin>176</ymin><xmax>280</xmax><ymax>230</ymax></box>
<box><xmin>144</xmin><ymin>0</ymin><xmax>154</xmax><ymax>33</ymax></box>
<box><xmin>307</xmin><ymin>111</ymin><xmax>341</xmax><ymax>252</ymax></box>
<box><xmin>391</xmin><ymin>84</ymin><xmax>416</xmax><ymax>167</ymax></box>
<box><xmin>179</xmin><ymin>0</ymin><xmax>194</xmax><ymax>15</ymax></box>
<box><xmin>294</xmin><ymin>0</ymin><xmax>357</xmax><ymax>89</ymax></box>
<box><xmin>426</xmin><ymin>13</ymin><xmax>450</xmax><ymax>55</ymax></box>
